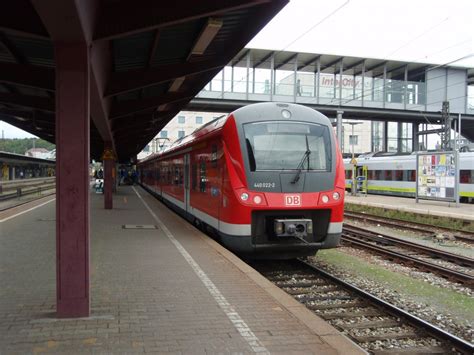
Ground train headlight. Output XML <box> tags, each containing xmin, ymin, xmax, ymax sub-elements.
<box><xmin>240</xmin><ymin>192</ymin><xmax>249</xmax><ymax>201</ymax></box>
<box><xmin>332</xmin><ymin>192</ymin><xmax>340</xmax><ymax>200</ymax></box>
<box><xmin>321</xmin><ymin>195</ymin><xmax>329</xmax><ymax>203</ymax></box>
<box><xmin>281</xmin><ymin>109</ymin><xmax>292</xmax><ymax>119</ymax></box>
<box><xmin>253</xmin><ymin>195</ymin><xmax>262</xmax><ymax>204</ymax></box>
<box><xmin>306</xmin><ymin>221</ymin><xmax>313</xmax><ymax>234</ymax></box>
<box><xmin>274</xmin><ymin>221</ymin><xmax>284</xmax><ymax>235</ymax></box>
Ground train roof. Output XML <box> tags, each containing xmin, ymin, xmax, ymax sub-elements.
<box><xmin>139</xmin><ymin>102</ymin><xmax>334</xmax><ymax>164</ymax></box>
<box><xmin>139</xmin><ymin>113</ymin><xmax>230</xmax><ymax>163</ymax></box>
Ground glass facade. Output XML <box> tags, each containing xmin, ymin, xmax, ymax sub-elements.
<box><xmin>371</xmin><ymin>122</ymin><xmax>384</xmax><ymax>152</ymax></box>
<box><xmin>200</xmin><ymin>59</ymin><xmax>427</xmax><ymax>107</ymax></box>
<box><xmin>195</xmin><ymin>52</ymin><xmax>466</xmax><ymax>154</ymax></box>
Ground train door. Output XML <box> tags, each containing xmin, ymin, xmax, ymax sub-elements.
<box><xmin>184</xmin><ymin>153</ymin><xmax>190</xmax><ymax>212</ymax></box>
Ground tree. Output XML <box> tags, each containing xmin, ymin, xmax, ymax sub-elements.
<box><xmin>0</xmin><ymin>138</ymin><xmax>55</xmax><ymax>155</ymax></box>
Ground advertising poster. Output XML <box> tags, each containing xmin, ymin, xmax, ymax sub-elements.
<box><xmin>416</xmin><ymin>152</ymin><xmax>457</xmax><ymax>202</ymax></box>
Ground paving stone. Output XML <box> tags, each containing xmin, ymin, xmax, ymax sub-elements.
<box><xmin>0</xmin><ymin>186</ymin><xmax>363</xmax><ymax>354</ymax></box>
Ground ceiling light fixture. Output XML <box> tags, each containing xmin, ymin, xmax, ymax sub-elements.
<box><xmin>189</xmin><ymin>18</ymin><xmax>223</xmax><ymax>57</ymax></box>
<box><xmin>169</xmin><ymin>76</ymin><xmax>186</xmax><ymax>92</ymax></box>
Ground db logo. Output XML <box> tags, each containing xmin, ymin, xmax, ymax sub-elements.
<box><xmin>285</xmin><ymin>194</ymin><xmax>301</xmax><ymax>206</ymax></box>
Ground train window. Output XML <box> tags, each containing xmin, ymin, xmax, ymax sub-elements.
<box><xmin>374</xmin><ymin>170</ymin><xmax>382</xmax><ymax>180</ymax></box>
<box><xmin>211</xmin><ymin>144</ymin><xmax>218</xmax><ymax>168</ymax></box>
<box><xmin>367</xmin><ymin>170</ymin><xmax>374</xmax><ymax>180</ymax></box>
<box><xmin>345</xmin><ymin>170</ymin><xmax>352</xmax><ymax>179</ymax></box>
<box><xmin>192</xmin><ymin>163</ymin><xmax>197</xmax><ymax>190</ymax></box>
<box><xmin>408</xmin><ymin>170</ymin><xmax>416</xmax><ymax>182</ymax></box>
<box><xmin>243</xmin><ymin>121</ymin><xmax>331</xmax><ymax>171</ymax></box>
<box><xmin>395</xmin><ymin>170</ymin><xmax>403</xmax><ymax>181</ymax></box>
<box><xmin>460</xmin><ymin>170</ymin><xmax>473</xmax><ymax>183</ymax></box>
<box><xmin>167</xmin><ymin>167</ymin><xmax>171</xmax><ymax>184</ymax></box>
<box><xmin>174</xmin><ymin>166</ymin><xmax>179</xmax><ymax>185</ymax></box>
<box><xmin>384</xmin><ymin>170</ymin><xmax>392</xmax><ymax>180</ymax></box>
<box><xmin>199</xmin><ymin>159</ymin><xmax>207</xmax><ymax>193</ymax></box>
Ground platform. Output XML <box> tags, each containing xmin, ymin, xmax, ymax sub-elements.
<box><xmin>345</xmin><ymin>193</ymin><xmax>474</xmax><ymax>221</ymax></box>
<box><xmin>0</xmin><ymin>186</ymin><xmax>364</xmax><ymax>354</ymax></box>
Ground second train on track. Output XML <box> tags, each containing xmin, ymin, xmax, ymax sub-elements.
<box><xmin>138</xmin><ymin>102</ymin><xmax>345</xmax><ymax>258</ymax></box>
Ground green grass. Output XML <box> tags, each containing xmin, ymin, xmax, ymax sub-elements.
<box><xmin>316</xmin><ymin>249</ymin><xmax>474</xmax><ymax>323</ymax></box>
<box><xmin>345</xmin><ymin>203</ymin><xmax>474</xmax><ymax>233</ymax></box>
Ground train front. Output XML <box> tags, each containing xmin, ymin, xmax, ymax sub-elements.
<box><xmin>220</xmin><ymin>102</ymin><xmax>345</xmax><ymax>259</ymax></box>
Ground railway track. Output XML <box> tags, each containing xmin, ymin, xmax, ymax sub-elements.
<box><xmin>0</xmin><ymin>184</ymin><xmax>55</xmax><ymax>211</ymax></box>
<box><xmin>341</xmin><ymin>225</ymin><xmax>474</xmax><ymax>289</ymax></box>
<box><xmin>344</xmin><ymin>211</ymin><xmax>474</xmax><ymax>244</ymax></box>
<box><xmin>252</xmin><ymin>259</ymin><xmax>474</xmax><ymax>354</ymax></box>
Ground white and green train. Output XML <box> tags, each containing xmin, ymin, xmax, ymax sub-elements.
<box><xmin>344</xmin><ymin>151</ymin><xmax>474</xmax><ymax>202</ymax></box>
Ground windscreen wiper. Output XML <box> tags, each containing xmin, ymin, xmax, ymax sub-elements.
<box><xmin>291</xmin><ymin>135</ymin><xmax>311</xmax><ymax>184</ymax></box>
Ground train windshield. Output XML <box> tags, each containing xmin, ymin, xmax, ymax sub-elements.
<box><xmin>243</xmin><ymin>121</ymin><xmax>331</xmax><ymax>172</ymax></box>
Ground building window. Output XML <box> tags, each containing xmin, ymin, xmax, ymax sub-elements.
<box><xmin>196</xmin><ymin>116</ymin><xmax>203</xmax><ymax>124</ymax></box>
<box><xmin>160</xmin><ymin>130</ymin><xmax>168</xmax><ymax>138</ymax></box>
<box><xmin>349</xmin><ymin>135</ymin><xmax>358</xmax><ymax>146</ymax></box>
<box><xmin>178</xmin><ymin>130</ymin><xmax>185</xmax><ymax>138</ymax></box>
<box><xmin>178</xmin><ymin>115</ymin><xmax>185</xmax><ymax>124</ymax></box>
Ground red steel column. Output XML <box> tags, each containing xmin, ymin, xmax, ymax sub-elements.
<box><xmin>55</xmin><ymin>42</ymin><xmax>90</xmax><ymax>318</ymax></box>
<box><xmin>103</xmin><ymin>143</ymin><xmax>114</xmax><ymax>209</ymax></box>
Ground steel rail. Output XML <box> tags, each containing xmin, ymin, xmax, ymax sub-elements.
<box><xmin>297</xmin><ymin>259</ymin><xmax>474</xmax><ymax>355</ymax></box>
<box><xmin>344</xmin><ymin>224</ymin><xmax>474</xmax><ymax>268</ymax></box>
<box><xmin>341</xmin><ymin>234</ymin><xmax>474</xmax><ymax>288</ymax></box>
<box><xmin>344</xmin><ymin>211</ymin><xmax>474</xmax><ymax>243</ymax></box>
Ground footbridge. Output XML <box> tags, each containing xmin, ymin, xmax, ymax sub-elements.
<box><xmin>187</xmin><ymin>48</ymin><xmax>474</xmax><ymax>143</ymax></box>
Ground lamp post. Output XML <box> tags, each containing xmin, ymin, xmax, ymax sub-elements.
<box><xmin>346</xmin><ymin>121</ymin><xmax>363</xmax><ymax>195</ymax></box>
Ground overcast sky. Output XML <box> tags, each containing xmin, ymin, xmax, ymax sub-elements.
<box><xmin>1</xmin><ymin>0</ymin><xmax>473</xmax><ymax>139</ymax></box>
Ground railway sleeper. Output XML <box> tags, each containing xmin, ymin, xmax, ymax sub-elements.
<box><xmin>338</xmin><ymin>319</ymin><xmax>401</xmax><ymax>330</ymax></box>
<box><xmin>267</xmin><ymin>274</ymin><xmax>322</xmax><ymax>281</ymax></box>
<box><xmin>295</xmin><ymin>294</ymin><xmax>352</xmax><ymax>302</ymax></box>
<box><xmin>276</xmin><ymin>281</ymin><xmax>326</xmax><ymax>288</ymax></box>
<box><xmin>306</xmin><ymin>300</ymin><xmax>366</xmax><ymax>310</ymax></box>
<box><xmin>352</xmin><ymin>331</ymin><xmax>421</xmax><ymax>343</ymax></box>
<box><xmin>371</xmin><ymin>346</ymin><xmax>453</xmax><ymax>355</ymax></box>
<box><xmin>317</xmin><ymin>309</ymin><xmax>382</xmax><ymax>319</ymax></box>
<box><xmin>284</xmin><ymin>285</ymin><xmax>340</xmax><ymax>294</ymax></box>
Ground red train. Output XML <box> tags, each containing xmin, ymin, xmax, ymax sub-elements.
<box><xmin>138</xmin><ymin>102</ymin><xmax>345</xmax><ymax>258</ymax></box>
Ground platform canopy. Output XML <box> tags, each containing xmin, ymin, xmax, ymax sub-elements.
<box><xmin>0</xmin><ymin>0</ymin><xmax>288</xmax><ymax>161</ymax></box>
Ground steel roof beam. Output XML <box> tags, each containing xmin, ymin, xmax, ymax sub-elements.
<box><xmin>0</xmin><ymin>62</ymin><xmax>55</xmax><ymax>91</ymax></box>
<box><xmin>105</xmin><ymin>59</ymin><xmax>226</xmax><ymax>97</ymax></box>
<box><xmin>0</xmin><ymin>1</ymin><xmax>49</xmax><ymax>39</ymax></box>
<box><xmin>274</xmin><ymin>53</ymin><xmax>297</xmax><ymax>70</ymax></box>
<box><xmin>354</xmin><ymin>60</ymin><xmax>388</xmax><ymax>76</ymax></box>
<box><xmin>94</xmin><ymin>0</ymin><xmax>273</xmax><ymax>41</ymax></box>
<box><xmin>147</xmin><ymin>29</ymin><xmax>161</xmax><ymax>67</ymax></box>
<box><xmin>110</xmin><ymin>92</ymin><xmax>193</xmax><ymax>119</ymax></box>
<box><xmin>253</xmin><ymin>51</ymin><xmax>274</xmax><ymax>68</ymax></box>
<box><xmin>0</xmin><ymin>32</ymin><xmax>27</xmax><ymax>64</ymax></box>
<box><xmin>343</xmin><ymin>59</ymin><xmax>365</xmax><ymax>73</ymax></box>
<box><xmin>0</xmin><ymin>93</ymin><xmax>54</xmax><ymax>112</ymax></box>
<box><xmin>0</xmin><ymin>107</ymin><xmax>53</xmax><ymax>121</ymax></box>
<box><xmin>232</xmin><ymin>49</ymin><xmax>250</xmax><ymax>66</ymax></box>
<box><xmin>373</xmin><ymin>63</ymin><xmax>406</xmax><ymax>78</ymax></box>
<box><xmin>297</xmin><ymin>55</ymin><xmax>320</xmax><ymax>71</ymax></box>
<box><xmin>320</xmin><ymin>57</ymin><xmax>342</xmax><ymax>72</ymax></box>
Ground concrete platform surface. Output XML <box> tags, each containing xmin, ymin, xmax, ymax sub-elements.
<box><xmin>0</xmin><ymin>186</ymin><xmax>364</xmax><ymax>354</ymax></box>
<box><xmin>345</xmin><ymin>193</ymin><xmax>474</xmax><ymax>221</ymax></box>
